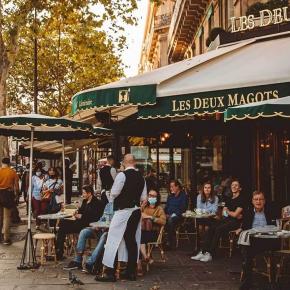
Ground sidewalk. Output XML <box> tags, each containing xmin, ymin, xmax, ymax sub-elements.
<box><xmin>0</xmin><ymin>203</ymin><xmax>288</xmax><ymax>290</ymax></box>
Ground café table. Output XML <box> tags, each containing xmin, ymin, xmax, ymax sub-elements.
<box><xmin>38</xmin><ymin>212</ymin><xmax>73</xmax><ymax>233</ymax></box>
<box><xmin>249</xmin><ymin>226</ymin><xmax>290</xmax><ymax>283</ymax></box>
<box><xmin>182</xmin><ymin>211</ymin><xmax>216</xmax><ymax>250</ymax></box>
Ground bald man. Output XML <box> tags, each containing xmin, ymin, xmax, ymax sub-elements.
<box><xmin>96</xmin><ymin>154</ymin><xmax>147</xmax><ymax>282</ymax></box>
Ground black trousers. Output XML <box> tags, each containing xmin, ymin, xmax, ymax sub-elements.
<box><xmin>240</xmin><ymin>238</ymin><xmax>280</xmax><ymax>287</ymax></box>
<box><xmin>123</xmin><ymin>209</ymin><xmax>141</xmax><ymax>274</ymax></box>
<box><xmin>56</xmin><ymin>219</ymin><xmax>84</xmax><ymax>257</ymax></box>
<box><xmin>202</xmin><ymin>218</ymin><xmax>241</xmax><ymax>255</ymax></box>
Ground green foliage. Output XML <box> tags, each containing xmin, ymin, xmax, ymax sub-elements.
<box><xmin>246</xmin><ymin>0</ymin><xmax>289</xmax><ymax>16</ymax></box>
<box><xmin>1</xmin><ymin>0</ymin><xmax>138</xmax><ymax>116</ymax></box>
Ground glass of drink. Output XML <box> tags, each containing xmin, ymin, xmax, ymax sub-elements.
<box><xmin>276</xmin><ymin>219</ymin><xmax>282</xmax><ymax>230</ymax></box>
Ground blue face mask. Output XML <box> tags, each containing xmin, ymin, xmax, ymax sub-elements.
<box><xmin>148</xmin><ymin>197</ymin><xmax>157</xmax><ymax>205</ymax></box>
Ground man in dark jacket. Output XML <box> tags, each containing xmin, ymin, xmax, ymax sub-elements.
<box><xmin>56</xmin><ymin>185</ymin><xmax>104</xmax><ymax>260</ymax></box>
<box><xmin>239</xmin><ymin>191</ymin><xmax>280</xmax><ymax>290</ymax></box>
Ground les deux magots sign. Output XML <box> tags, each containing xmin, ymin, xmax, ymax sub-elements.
<box><xmin>231</xmin><ymin>6</ymin><xmax>290</xmax><ymax>33</ymax></box>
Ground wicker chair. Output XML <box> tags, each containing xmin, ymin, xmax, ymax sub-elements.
<box><xmin>275</xmin><ymin>220</ymin><xmax>290</xmax><ymax>282</ymax></box>
<box><xmin>146</xmin><ymin>226</ymin><xmax>165</xmax><ymax>271</ymax></box>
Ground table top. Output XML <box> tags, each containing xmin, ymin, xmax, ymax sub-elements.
<box><xmin>251</xmin><ymin>227</ymin><xmax>290</xmax><ymax>239</ymax></box>
<box><xmin>182</xmin><ymin>212</ymin><xmax>216</xmax><ymax>219</ymax></box>
<box><xmin>38</xmin><ymin>212</ymin><xmax>72</xmax><ymax>220</ymax></box>
<box><xmin>89</xmin><ymin>221</ymin><xmax>111</xmax><ymax>229</ymax></box>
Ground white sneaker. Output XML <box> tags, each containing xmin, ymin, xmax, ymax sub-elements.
<box><xmin>200</xmin><ymin>252</ymin><xmax>212</xmax><ymax>262</ymax></box>
<box><xmin>191</xmin><ymin>251</ymin><xmax>204</xmax><ymax>261</ymax></box>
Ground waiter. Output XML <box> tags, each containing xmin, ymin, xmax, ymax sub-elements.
<box><xmin>96</xmin><ymin>154</ymin><xmax>147</xmax><ymax>282</ymax></box>
<box><xmin>98</xmin><ymin>155</ymin><xmax>117</xmax><ymax>206</ymax></box>
<box><xmin>99</xmin><ymin>155</ymin><xmax>117</xmax><ymax>191</ymax></box>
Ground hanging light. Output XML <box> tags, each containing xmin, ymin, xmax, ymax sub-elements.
<box><xmin>164</xmin><ymin>132</ymin><xmax>170</xmax><ymax>139</ymax></box>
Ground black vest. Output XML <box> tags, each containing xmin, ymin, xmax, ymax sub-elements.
<box><xmin>100</xmin><ymin>165</ymin><xmax>114</xmax><ymax>190</ymax></box>
<box><xmin>114</xmin><ymin>169</ymin><xmax>145</xmax><ymax>211</ymax></box>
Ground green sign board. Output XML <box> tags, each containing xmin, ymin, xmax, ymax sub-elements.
<box><xmin>138</xmin><ymin>82</ymin><xmax>290</xmax><ymax>119</ymax></box>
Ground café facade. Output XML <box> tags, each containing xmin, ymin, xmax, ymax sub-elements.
<box><xmin>71</xmin><ymin>26</ymin><xmax>290</xmax><ymax>205</ymax></box>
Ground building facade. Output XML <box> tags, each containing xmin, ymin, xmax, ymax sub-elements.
<box><xmin>140</xmin><ymin>0</ymin><xmax>288</xmax><ymax>69</ymax></box>
<box><xmin>137</xmin><ymin>0</ymin><xmax>290</xmax><ymax>204</ymax></box>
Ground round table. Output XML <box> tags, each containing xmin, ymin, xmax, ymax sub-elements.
<box><xmin>38</xmin><ymin>212</ymin><xmax>73</xmax><ymax>233</ymax></box>
<box><xmin>249</xmin><ymin>228</ymin><xmax>290</xmax><ymax>283</ymax></box>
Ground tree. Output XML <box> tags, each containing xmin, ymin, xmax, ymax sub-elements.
<box><xmin>7</xmin><ymin>9</ymin><xmax>125</xmax><ymax>116</ymax></box>
<box><xmin>0</xmin><ymin>0</ymin><xmax>138</xmax><ymax>158</ymax></box>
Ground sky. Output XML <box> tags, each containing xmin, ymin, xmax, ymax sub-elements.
<box><xmin>121</xmin><ymin>0</ymin><xmax>148</xmax><ymax>77</ymax></box>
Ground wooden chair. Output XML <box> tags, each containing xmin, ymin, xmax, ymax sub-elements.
<box><xmin>33</xmin><ymin>233</ymin><xmax>56</xmax><ymax>265</ymax></box>
<box><xmin>65</xmin><ymin>233</ymin><xmax>79</xmax><ymax>256</ymax></box>
<box><xmin>146</xmin><ymin>226</ymin><xmax>165</xmax><ymax>271</ymax></box>
<box><xmin>275</xmin><ymin>220</ymin><xmax>290</xmax><ymax>282</ymax></box>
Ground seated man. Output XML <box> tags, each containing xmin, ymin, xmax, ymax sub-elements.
<box><xmin>164</xmin><ymin>180</ymin><xmax>187</xmax><ymax>249</ymax></box>
<box><xmin>239</xmin><ymin>191</ymin><xmax>279</xmax><ymax>290</ymax></box>
<box><xmin>192</xmin><ymin>179</ymin><xmax>244</xmax><ymax>262</ymax></box>
<box><xmin>63</xmin><ymin>197</ymin><xmax>114</xmax><ymax>273</ymax></box>
<box><xmin>56</xmin><ymin>185</ymin><xmax>104</xmax><ymax>260</ymax></box>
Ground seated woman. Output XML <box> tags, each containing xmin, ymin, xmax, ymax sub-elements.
<box><xmin>196</xmin><ymin>181</ymin><xmax>219</xmax><ymax>214</ymax></box>
<box><xmin>196</xmin><ymin>182</ymin><xmax>219</xmax><ymax>232</ymax></box>
<box><xmin>138</xmin><ymin>190</ymin><xmax>166</xmax><ymax>275</ymax></box>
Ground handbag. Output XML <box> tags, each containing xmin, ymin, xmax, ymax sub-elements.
<box><xmin>141</xmin><ymin>208</ymin><xmax>159</xmax><ymax>231</ymax></box>
<box><xmin>0</xmin><ymin>189</ymin><xmax>15</xmax><ymax>209</ymax></box>
<box><xmin>41</xmin><ymin>180</ymin><xmax>56</xmax><ymax>201</ymax></box>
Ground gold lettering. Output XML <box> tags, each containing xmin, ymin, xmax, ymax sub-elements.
<box><xmin>172</xmin><ymin>100</ymin><xmax>179</xmax><ymax>112</ymax></box>
<box><xmin>228</xmin><ymin>94</ymin><xmax>239</xmax><ymax>106</ymax></box>
<box><xmin>231</xmin><ymin>17</ymin><xmax>240</xmax><ymax>32</ymax></box>
<box><xmin>273</xmin><ymin>8</ymin><xmax>283</xmax><ymax>24</ymax></box>
<box><xmin>272</xmin><ymin>90</ymin><xmax>279</xmax><ymax>99</ymax></box>
<box><xmin>202</xmin><ymin>98</ymin><xmax>209</xmax><ymax>109</ymax></box>
<box><xmin>179</xmin><ymin>101</ymin><xmax>186</xmax><ymax>111</ymax></box>
<box><xmin>246</xmin><ymin>93</ymin><xmax>255</xmax><ymax>103</ymax></box>
<box><xmin>264</xmin><ymin>91</ymin><xmax>272</xmax><ymax>100</ymax></box>
<box><xmin>248</xmin><ymin>14</ymin><xmax>255</xmax><ymax>30</ymax></box>
<box><xmin>217</xmin><ymin>96</ymin><xmax>224</xmax><ymax>107</ymax></box>
<box><xmin>193</xmin><ymin>98</ymin><xmax>202</xmax><ymax>109</ymax></box>
<box><xmin>283</xmin><ymin>7</ymin><xmax>290</xmax><ymax>21</ymax></box>
<box><xmin>240</xmin><ymin>16</ymin><xmax>249</xmax><ymax>31</ymax></box>
<box><xmin>255</xmin><ymin>92</ymin><xmax>264</xmax><ymax>102</ymax></box>
<box><xmin>239</xmin><ymin>94</ymin><xmax>246</xmax><ymax>105</ymax></box>
<box><xmin>186</xmin><ymin>100</ymin><xmax>191</xmax><ymax>110</ymax></box>
<box><xmin>260</xmin><ymin>9</ymin><xmax>273</xmax><ymax>27</ymax></box>
<box><xmin>209</xmin><ymin>98</ymin><xmax>217</xmax><ymax>108</ymax></box>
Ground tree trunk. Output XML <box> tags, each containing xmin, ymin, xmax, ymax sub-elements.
<box><xmin>0</xmin><ymin>34</ymin><xmax>10</xmax><ymax>161</ymax></box>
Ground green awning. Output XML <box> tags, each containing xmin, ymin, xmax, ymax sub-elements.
<box><xmin>138</xmin><ymin>82</ymin><xmax>290</xmax><ymax>119</ymax></box>
<box><xmin>72</xmin><ymin>84</ymin><xmax>156</xmax><ymax>114</ymax></box>
<box><xmin>224</xmin><ymin>96</ymin><xmax>290</xmax><ymax>121</ymax></box>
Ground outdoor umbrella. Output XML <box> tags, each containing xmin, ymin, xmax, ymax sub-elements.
<box><xmin>0</xmin><ymin>113</ymin><xmax>111</xmax><ymax>269</ymax></box>
<box><xmin>224</xmin><ymin>96</ymin><xmax>290</xmax><ymax>121</ymax></box>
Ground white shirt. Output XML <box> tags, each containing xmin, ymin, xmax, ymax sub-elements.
<box><xmin>110</xmin><ymin>167</ymin><xmax>117</xmax><ymax>180</ymax></box>
<box><xmin>110</xmin><ymin>166</ymin><xmax>147</xmax><ymax>202</ymax></box>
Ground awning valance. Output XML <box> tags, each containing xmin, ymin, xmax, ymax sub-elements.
<box><xmin>138</xmin><ymin>82</ymin><xmax>290</xmax><ymax>119</ymax></box>
<box><xmin>224</xmin><ymin>96</ymin><xmax>290</xmax><ymax>121</ymax></box>
<box><xmin>138</xmin><ymin>33</ymin><xmax>290</xmax><ymax>119</ymax></box>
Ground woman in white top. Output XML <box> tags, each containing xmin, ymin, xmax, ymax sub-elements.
<box><xmin>31</xmin><ymin>166</ymin><xmax>46</xmax><ymax>228</ymax></box>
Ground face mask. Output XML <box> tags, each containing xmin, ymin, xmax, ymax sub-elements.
<box><xmin>148</xmin><ymin>197</ymin><xmax>157</xmax><ymax>205</ymax></box>
<box><xmin>49</xmin><ymin>174</ymin><xmax>55</xmax><ymax>178</ymax></box>
<box><xmin>36</xmin><ymin>172</ymin><xmax>41</xmax><ymax>177</ymax></box>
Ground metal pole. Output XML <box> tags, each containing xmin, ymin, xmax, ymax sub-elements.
<box><xmin>27</xmin><ymin>128</ymin><xmax>34</xmax><ymax>230</ymax></box>
<box><xmin>62</xmin><ymin>139</ymin><xmax>66</xmax><ymax>206</ymax></box>
<box><xmin>33</xmin><ymin>7</ymin><xmax>38</xmax><ymax>114</ymax></box>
